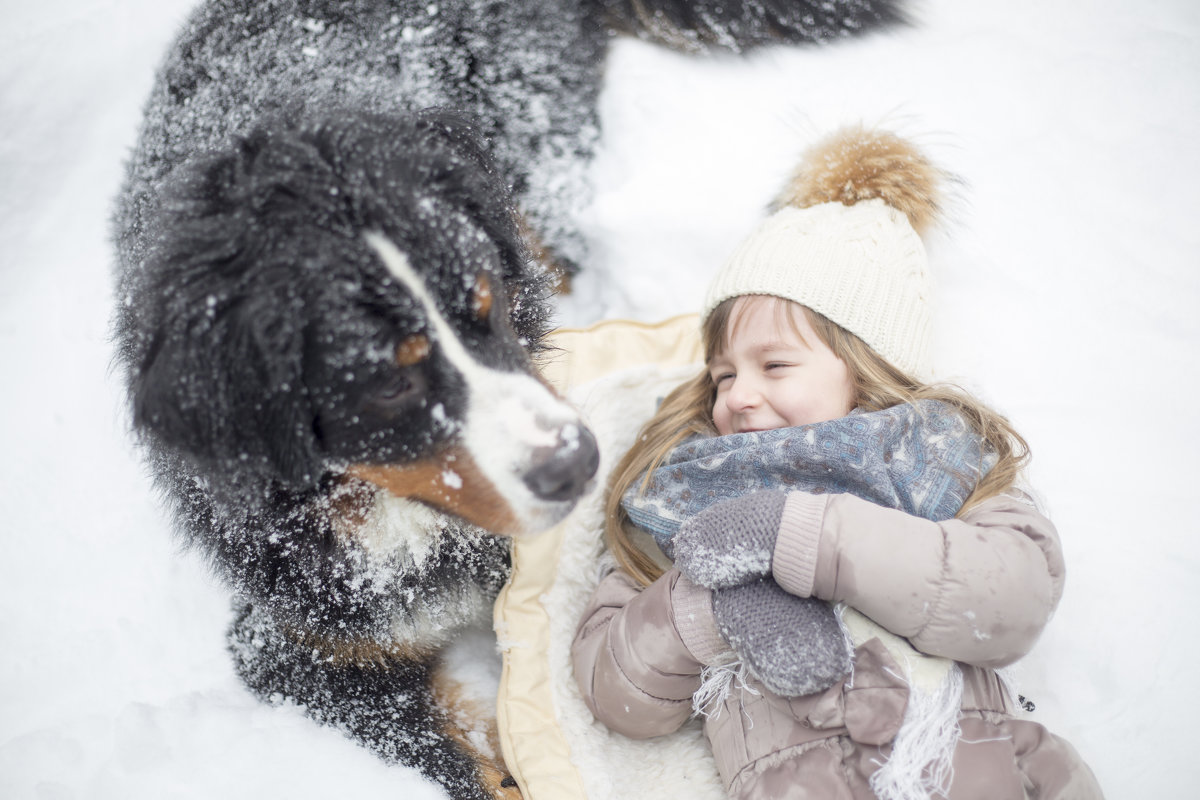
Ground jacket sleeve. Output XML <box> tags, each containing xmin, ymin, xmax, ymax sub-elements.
<box><xmin>571</xmin><ymin>566</ymin><xmax>726</xmax><ymax>739</ymax></box>
<box><xmin>772</xmin><ymin>491</ymin><xmax>1065</xmax><ymax>668</ymax></box>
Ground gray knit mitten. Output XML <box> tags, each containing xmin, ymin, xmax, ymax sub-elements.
<box><xmin>672</xmin><ymin>491</ymin><xmax>787</xmax><ymax>589</ymax></box>
<box><xmin>712</xmin><ymin>579</ymin><xmax>852</xmax><ymax>697</ymax></box>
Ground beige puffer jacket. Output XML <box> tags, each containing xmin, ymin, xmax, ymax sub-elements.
<box><xmin>571</xmin><ymin>491</ymin><xmax>1104</xmax><ymax>799</ymax></box>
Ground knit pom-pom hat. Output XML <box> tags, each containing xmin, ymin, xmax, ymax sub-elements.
<box><xmin>702</xmin><ymin>127</ymin><xmax>946</xmax><ymax>377</ymax></box>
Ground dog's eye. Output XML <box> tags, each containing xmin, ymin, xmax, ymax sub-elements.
<box><xmin>372</xmin><ymin>374</ymin><xmax>416</xmax><ymax>407</ymax></box>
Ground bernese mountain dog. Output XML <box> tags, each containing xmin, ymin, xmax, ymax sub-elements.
<box><xmin>111</xmin><ymin>1</ymin><xmax>903</xmax><ymax>796</ymax></box>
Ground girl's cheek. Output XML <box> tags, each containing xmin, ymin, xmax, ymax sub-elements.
<box><xmin>712</xmin><ymin>403</ymin><xmax>732</xmax><ymax>436</ymax></box>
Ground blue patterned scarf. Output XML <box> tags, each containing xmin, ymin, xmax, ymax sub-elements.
<box><xmin>623</xmin><ymin>399</ymin><xmax>996</xmax><ymax>547</ymax></box>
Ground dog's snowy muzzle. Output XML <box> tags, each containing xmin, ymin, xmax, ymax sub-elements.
<box><xmin>346</xmin><ymin>381</ymin><xmax>597</xmax><ymax>537</ymax></box>
<box><xmin>522</xmin><ymin>423</ymin><xmax>599</xmax><ymax>504</ymax></box>
<box><xmin>456</xmin><ymin>368</ymin><xmax>599</xmax><ymax>536</ymax></box>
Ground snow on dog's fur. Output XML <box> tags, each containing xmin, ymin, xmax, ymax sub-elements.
<box><xmin>111</xmin><ymin>0</ymin><xmax>904</xmax><ymax>796</ymax></box>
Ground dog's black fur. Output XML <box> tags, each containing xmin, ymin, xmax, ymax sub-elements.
<box><xmin>112</xmin><ymin>1</ymin><xmax>903</xmax><ymax>796</ymax></box>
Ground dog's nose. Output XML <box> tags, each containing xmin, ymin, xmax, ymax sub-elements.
<box><xmin>522</xmin><ymin>424</ymin><xmax>599</xmax><ymax>503</ymax></box>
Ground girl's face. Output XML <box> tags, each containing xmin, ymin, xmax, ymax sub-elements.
<box><xmin>709</xmin><ymin>296</ymin><xmax>855</xmax><ymax>436</ymax></box>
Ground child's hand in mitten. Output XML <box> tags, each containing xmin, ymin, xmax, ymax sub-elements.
<box><xmin>672</xmin><ymin>491</ymin><xmax>787</xmax><ymax>589</ymax></box>
<box><xmin>712</xmin><ymin>579</ymin><xmax>852</xmax><ymax>697</ymax></box>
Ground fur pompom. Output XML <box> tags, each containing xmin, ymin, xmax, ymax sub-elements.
<box><xmin>774</xmin><ymin>127</ymin><xmax>944</xmax><ymax>235</ymax></box>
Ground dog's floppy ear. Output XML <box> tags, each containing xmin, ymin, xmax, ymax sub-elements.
<box><xmin>130</xmin><ymin>328</ymin><xmax>212</xmax><ymax>463</ymax></box>
<box><xmin>224</xmin><ymin>286</ymin><xmax>321</xmax><ymax>487</ymax></box>
<box><xmin>127</xmin><ymin>139</ymin><xmax>323</xmax><ymax>488</ymax></box>
<box><xmin>131</xmin><ymin>288</ymin><xmax>321</xmax><ymax>487</ymax></box>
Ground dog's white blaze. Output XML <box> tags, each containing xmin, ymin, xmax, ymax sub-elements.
<box><xmin>366</xmin><ymin>233</ymin><xmax>586</xmax><ymax>533</ymax></box>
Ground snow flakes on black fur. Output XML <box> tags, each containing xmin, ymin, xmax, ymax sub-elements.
<box><xmin>595</xmin><ymin>0</ymin><xmax>907</xmax><ymax>53</ymax></box>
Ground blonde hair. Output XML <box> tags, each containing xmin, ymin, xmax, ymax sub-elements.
<box><xmin>604</xmin><ymin>296</ymin><xmax>1030</xmax><ymax>587</ymax></box>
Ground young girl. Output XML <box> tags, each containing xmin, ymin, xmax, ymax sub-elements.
<box><xmin>571</xmin><ymin>128</ymin><xmax>1103</xmax><ymax>799</ymax></box>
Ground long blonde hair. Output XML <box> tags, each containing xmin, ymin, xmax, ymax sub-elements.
<box><xmin>605</xmin><ymin>296</ymin><xmax>1030</xmax><ymax>587</ymax></box>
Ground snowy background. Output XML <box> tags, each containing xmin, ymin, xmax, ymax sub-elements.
<box><xmin>2</xmin><ymin>0</ymin><xmax>1197</xmax><ymax>797</ymax></box>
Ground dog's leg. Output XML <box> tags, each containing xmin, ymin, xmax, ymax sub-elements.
<box><xmin>229</xmin><ymin>603</ymin><xmax>513</xmax><ymax>799</ymax></box>
<box><xmin>431</xmin><ymin>660</ymin><xmax>522</xmax><ymax>798</ymax></box>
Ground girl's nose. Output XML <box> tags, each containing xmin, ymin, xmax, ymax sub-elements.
<box><xmin>726</xmin><ymin>376</ymin><xmax>761</xmax><ymax>410</ymax></box>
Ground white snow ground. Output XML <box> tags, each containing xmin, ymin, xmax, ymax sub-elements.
<box><xmin>2</xmin><ymin>0</ymin><xmax>1197</xmax><ymax>797</ymax></box>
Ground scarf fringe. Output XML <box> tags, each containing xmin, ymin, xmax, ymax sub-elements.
<box><xmin>870</xmin><ymin>662</ymin><xmax>963</xmax><ymax>800</ymax></box>
<box><xmin>833</xmin><ymin>603</ymin><xmax>858</xmax><ymax>689</ymax></box>
<box><xmin>692</xmin><ymin>655</ymin><xmax>759</xmax><ymax>720</ymax></box>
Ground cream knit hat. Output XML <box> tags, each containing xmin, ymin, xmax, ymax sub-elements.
<box><xmin>701</xmin><ymin>128</ymin><xmax>943</xmax><ymax>378</ymax></box>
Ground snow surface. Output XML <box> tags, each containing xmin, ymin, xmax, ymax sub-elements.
<box><xmin>2</xmin><ymin>0</ymin><xmax>1197</xmax><ymax>797</ymax></box>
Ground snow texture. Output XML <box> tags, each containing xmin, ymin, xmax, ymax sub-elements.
<box><xmin>2</xmin><ymin>0</ymin><xmax>1198</xmax><ymax>797</ymax></box>
<box><xmin>113</xmin><ymin>0</ymin><xmax>602</xmax><ymax>275</ymax></box>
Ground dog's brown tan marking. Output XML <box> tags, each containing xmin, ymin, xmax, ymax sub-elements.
<box><xmin>346</xmin><ymin>448</ymin><xmax>522</xmax><ymax>535</ymax></box>
<box><xmin>326</xmin><ymin>473</ymin><xmax>376</xmax><ymax>527</ymax></box>
<box><xmin>396</xmin><ymin>334</ymin><xmax>431</xmax><ymax>367</ymax></box>
<box><xmin>431</xmin><ymin>661</ymin><xmax>523</xmax><ymax>799</ymax></box>
<box><xmin>472</xmin><ymin>272</ymin><xmax>493</xmax><ymax>320</ymax></box>
<box><xmin>288</xmin><ymin>626</ymin><xmax>437</xmax><ymax>668</ymax></box>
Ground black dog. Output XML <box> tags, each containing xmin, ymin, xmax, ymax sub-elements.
<box><xmin>112</xmin><ymin>1</ymin><xmax>903</xmax><ymax>796</ymax></box>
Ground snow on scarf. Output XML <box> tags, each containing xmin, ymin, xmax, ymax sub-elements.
<box><xmin>621</xmin><ymin>399</ymin><xmax>999</xmax><ymax>800</ymax></box>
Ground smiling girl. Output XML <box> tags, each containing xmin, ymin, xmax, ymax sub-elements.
<box><xmin>571</xmin><ymin>127</ymin><xmax>1103</xmax><ymax>800</ymax></box>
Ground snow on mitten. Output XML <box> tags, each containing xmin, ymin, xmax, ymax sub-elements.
<box><xmin>712</xmin><ymin>579</ymin><xmax>852</xmax><ymax>697</ymax></box>
<box><xmin>672</xmin><ymin>490</ymin><xmax>787</xmax><ymax>589</ymax></box>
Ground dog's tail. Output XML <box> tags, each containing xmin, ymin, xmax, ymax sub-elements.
<box><xmin>591</xmin><ymin>0</ymin><xmax>908</xmax><ymax>54</ymax></box>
